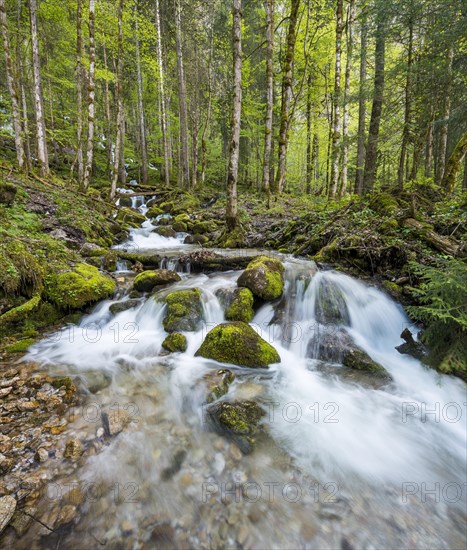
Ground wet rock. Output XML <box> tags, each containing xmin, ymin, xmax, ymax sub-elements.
<box><xmin>101</xmin><ymin>408</ymin><xmax>132</xmax><ymax>436</ymax></box>
<box><xmin>10</xmin><ymin>506</ymin><xmax>35</xmax><ymax>536</ymax></box>
<box><xmin>161</xmin><ymin>333</ymin><xmax>187</xmax><ymax>353</ymax></box>
<box><xmin>79</xmin><ymin>370</ymin><xmax>112</xmax><ymax>393</ymax></box>
<box><xmin>216</xmin><ymin>287</ymin><xmax>254</xmax><ymax>322</ymax></box>
<box><xmin>207</xmin><ymin>401</ymin><xmax>265</xmax><ymax>454</ymax></box>
<box><xmin>315</xmin><ymin>278</ymin><xmax>350</xmax><ymax>325</ymax></box>
<box><xmin>342</xmin><ymin>349</ymin><xmax>391</xmax><ymax>379</ymax></box>
<box><xmin>0</xmin><ymin>454</ymin><xmax>14</xmax><ymax>474</ymax></box>
<box><xmin>172</xmin><ymin>221</ymin><xmax>187</xmax><ymax>232</ymax></box>
<box><xmin>237</xmin><ymin>255</ymin><xmax>284</xmax><ymax>301</ymax></box>
<box><xmin>133</xmin><ymin>269</ymin><xmax>181</xmax><ymax>292</ymax></box>
<box><xmin>150</xmin><ymin>522</ymin><xmax>176</xmax><ymax>549</ymax></box>
<box><xmin>183</xmin><ymin>234</ymin><xmax>208</xmax><ymax>245</ymax></box>
<box><xmin>64</xmin><ymin>438</ymin><xmax>84</xmax><ymax>459</ymax></box>
<box><xmin>0</xmin><ymin>495</ymin><xmax>16</xmax><ymax>534</ymax></box>
<box><xmin>109</xmin><ymin>299</ymin><xmax>141</xmax><ymax>315</ymax></box>
<box><xmin>35</xmin><ymin>448</ymin><xmax>49</xmax><ymax>463</ymax></box>
<box><xmin>161</xmin><ymin>450</ymin><xmax>186</xmax><ymax>481</ymax></box>
<box><xmin>396</xmin><ymin>328</ymin><xmax>427</xmax><ymax>361</ymax></box>
<box><xmin>116</xmin><ymin>207</ymin><xmax>146</xmax><ymax>227</ymax></box>
<box><xmin>195</xmin><ymin>322</ymin><xmax>280</xmax><ymax>368</ymax></box>
<box><xmin>203</xmin><ymin>369</ymin><xmax>235</xmax><ymax>403</ymax></box>
<box><xmin>153</xmin><ymin>226</ymin><xmax>176</xmax><ymax>238</ymax></box>
<box><xmin>162</xmin><ymin>288</ymin><xmax>203</xmax><ymax>332</ymax></box>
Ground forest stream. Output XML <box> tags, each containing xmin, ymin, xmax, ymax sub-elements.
<box><xmin>2</xmin><ymin>192</ymin><xmax>465</xmax><ymax>549</ymax></box>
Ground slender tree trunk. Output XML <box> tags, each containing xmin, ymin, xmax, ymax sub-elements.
<box><xmin>397</xmin><ymin>20</ymin><xmax>414</xmax><ymax>188</ymax></box>
<box><xmin>75</xmin><ymin>0</ymin><xmax>84</xmax><ymax>185</ymax></box>
<box><xmin>110</xmin><ymin>0</ymin><xmax>124</xmax><ymax>200</ymax></box>
<box><xmin>354</xmin><ymin>10</ymin><xmax>367</xmax><ymax>195</ymax></box>
<box><xmin>174</xmin><ymin>0</ymin><xmax>190</xmax><ymax>187</ymax></box>
<box><xmin>155</xmin><ymin>0</ymin><xmax>170</xmax><ymax>186</ymax></box>
<box><xmin>306</xmin><ymin>71</ymin><xmax>312</xmax><ymax>194</ymax></box>
<box><xmin>329</xmin><ymin>0</ymin><xmax>344</xmax><ymax>199</ymax></box>
<box><xmin>339</xmin><ymin>0</ymin><xmax>355</xmax><ymax>197</ymax></box>
<box><xmin>226</xmin><ymin>0</ymin><xmax>242</xmax><ymax>230</ymax></box>
<box><xmin>362</xmin><ymin>14</ymin><xmax>385</xmax><ymax>194</ymax></box>
<box><xmin>274</xmin><ymin>0</ymin><xmax>300</xmax><ymax>194</ymax></box>
<box><xmin>16</xmin><ymin>0</ymin><xmax>32</xmax><ymax>172</ymax></box>
<box><xmin>425</xmin><ymin>107</ymin><xmax>434</xmax><ymax>178</ymax></box>
<box><xmin>200</xmin><ymin>27</ymin><xmax>213</xmax><ymax>187</ymax></box>
<box><xmin>135</xmin><ymin>10</ymin><xmax>148</xmax><ymax>185</ymax></box>
<box><xmin>442</xmin><ymin>130</ymin><xmax>467</xmax><ymax>193</ymax></box>
<box><xmin>83</xmin><ymin>0</ymin><xmax>96</xmax><ymax>191</ymax></box>
<box><xmin>313</xmin><ymin>132</ymin><xmax>319</xmax><ymax>190</ymax></box>
<box><xmin>103</xmin><ymin>44</ymin><xmax>112</xmax><ymax>178</ymax></box>
<box><xmin>436</xmin><ymin>47</ymin><xmax>453</xmax><ymax>184</ymax></box>
<box><xmin>262</xmin><ymin>0</ymin><xmax>274</xmax><ymax>204</ymax></box>
<box><xmin>463</xmin><ymin>153</ymin><xmax>467</xmax><ymax>191</ymax></box>
<box><xmin>0</xmin><ymin>0</ymin><xmax>25</xmax><ymax>169</ymax></box>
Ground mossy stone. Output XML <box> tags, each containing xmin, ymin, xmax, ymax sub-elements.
<box><xmin>315</xmin><ymin>278</ymin><xmax>350</xmax><ymax>325</ymax></box>
<box><xmin>174</xmin><ymin>213</ymin><xmax>190</xmax><ymax>224</ymax></box>
<box><xmin>146</xmin><ymin>206</ymin><xmax>164</xmax><ymax>218</ymax></box>
<box><xmin>237</xmin><ymin>255</ymin><xmax>284</xmax><ymax>301</ymax></box>
<box><xmin>369</xmin><ymin>193</ymin><xmax>400</xmax><ymax>216</ymax></box>
<box><xmin>116</xmin><ymin>207</ymin><xmax>146</xmax><ymax>227</ymax></box>
<box><xmin>193</xmin><ymin>221</ymin><xmax>217</xmax><ymax>234</ymax></box>
<box><xmin>204</xmin><ymin>369</ymin><xmax>235</xmax><ymax>403</ymax></box>
<box><xmin>206</xmin><ymin>400</ymin><xmax>265</xmax><ymax>454</ymax></box>
<box><xmin>161</xmin><ymin>332</ymin><xmax>187</xmax><ymax>353</ymax></box>
<box><xmin>342</xmin><ymin>349</ymin><xmax>391</xmax><ymax>379</ymax></box>
<box><xmin>133</xmin><ymin>269</ymin><xmax>181</xmax><ymax>292</ymax></box>
<box><xmin>153</xmin><ymin>226</ymin><xmax>176</xmax><ymax>238</ymax></box>
<box><xmin>45</xmin><ymin>263</ymin><xmax>116</xmax><ymax>310</ymax></box>
<box><xmin>380</xmin><ymin>218</ymin><xmax>399</xmax><ymax>234</ymax></box>
<box><xmin>216</xmin><ymin>288</ymin><xmax>254</xmax><ymax>322</ymax></box>
<box><xmin>6</xmin><ymin>338</ymin><xmax>36</xmax><ymax>353</ymax></box>
<box><xmin>184</xmin><ymin>234</ymin><xmax>208</xmax><ymax>245</ymax></box>
<box><xmin>172</xmin><ymin>221</ymin><xmax>188</xmax><ymax>233</ymax></box>
<box><xmin>195</xmin><ymin>322</ymin><xmax>280</xmax><ymax>368</ymax></box>
<box><xmin>0</xmin><ymin>182</ymin><xmax>17</xmax><ymax>205</ymax></box>
<box><xmin>163</xmin><ymin>288</ymin><xmax>203</xmax><ymax>332</ymax></box>
<box><xmin>109</xmin><ymin>299</ymin><xmax>141</xmax><ymax>315</ymax></box>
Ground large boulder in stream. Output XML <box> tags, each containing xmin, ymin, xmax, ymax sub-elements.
<box><xmin>153</xmin><ymin>226</ymin><xmax>177</xmax><ymax>238</ymax></box>
<box><xmin>133</xmin><ymin>269</ymin><xmax>181</xmax><ymax>292</ymax></box>
<box><xmin>195</xmin><ymin>322</ymin><xmax>280</xmax><ymax>368</ymax></box>
<box><xmin>237</xmin><ymin>255</ymin><xmax>284</xmax><ymax>301</ymax></box>
<box><xmin>206</xmin><ymin>400</ymin><xmax>265</xmax><ymax>454</ymax></box>
<box><xmin>45</xmin><ymin>263</ymin><xmax>116</xmax><ymax>310</ymax></box>
<box><xmin>315</xmin><ymin>278</ymin><xmax>350</xmax><ymax>325</ymax></box>
<box><xmin>163</xmin><ymin>288</ymin><xmax>203</xmax><ymax>332</ymax></box>
<box><xmin>307</xmin><ymin>328</ymin><xmax>392</xmax><ymax>383</ymax></box>
<box><xmin>216</xmin><ymin>287</ymin><xmax>255</xmax><ymax>323</ymax></box>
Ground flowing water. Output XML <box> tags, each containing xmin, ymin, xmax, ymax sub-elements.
<box><xmin>15</xmin><ymin>193</ymin><xmax>467</xmax><ymax>549</ymax></box>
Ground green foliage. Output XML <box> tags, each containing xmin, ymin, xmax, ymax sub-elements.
<box><xmin>407</xmin><ymin>259</ymin><xmax>467</xmax><ymax>378</ymax></box>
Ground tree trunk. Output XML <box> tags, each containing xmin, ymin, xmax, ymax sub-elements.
<box><xmin>155</xmin><ymin>0</ymin><xmax>170</xmax><ymax>186</ymax></box>
<box><xmin>328</xmin><ymin>0</ymin><xmax>344</xmax><ymax>199</ymax></box>
<box><xmin>339</xmin><ymin>0</ymin><xmax>355</xmax><ymax>197</ymax></box>
<box><xmin>83</xmin><ymin>0</ymin><xmax>96</xmax><ymax>191</ymax></box>
<box><xmin>0</xmin><ymin>0</ymin><xmax>25</xmax><ymax>170</ymax></box>
<box><xmin>226</xmin><ymin>0</ymin><xmax>243</xmax><ymax>230</ymax></box>
<box><xmin>362</xmin><ymin>14</ymin><xmax>385</xmax><ymax>194</ymax></box>
<box><xmin>175</xmin><ymin>0</ymin><xmax>190</xmax><ymax>188</ymax></box>
<box><xmin>425</xmin><ymin>107</ymin><xmax>434</xmax><ymax>178</ymax></box>
<box><xmin>436</xmin><ymin>47</ymin><xmax>453</xmax><ymax>184</ymax></box>
<box><xmin>354</xmin><ymin>10</ymin><xmax>367</xmax><ymax>195</ymax></box>
<box><xmin>200</xmin><ymin>26</ymin><xmax>214</xmax><ymax>187</ymax></box>
<box><xmin>442</xmin><ymin>130</ymin><xmax>467</xmax><ymax>194</ymax></box>
<box><xmin>29</xmin><ymin>0</ymin><xmax>48</xmax><ymax>176</ymax></box>
<box><xmin>16</xmin><ymin>0</ymin><xmax>32</xmax><ymax>172</ymax></box>
<box><xmin>110</xmin><ymin>0</ymin><xmax>124</xmax><ymax>200</ymax></box>
<box><xmin>135</xmin><ymin>9</ymin><xmax>148</xmax><ymax>185</ymax></box>
<box><xmin>397</xmin><ymin>20</ymin><xmax>413</xmax><ymax>189</ymax></box>
<box><xmin>262</xmin><ymin>0</ymin><xmax>274</xmax><ymax>204</ymax></box>
<box><xmin>306</xmin><ymin>71</ymin><xmax>312</xmax><ymax>195</ymax></box>
<box><xmin>274</xmin><ymin>0</ymin><xmax>300</xmax><ymax>194</ymax></box>
<box><xmin>103</xmin><ymin>44</ymin><xmax>112</xmax><ymax>179</ymax></box>
<box><xmin>75</xmin><ymin>0</ymin><xmax>84</xmax><ymax>185</ymax></box>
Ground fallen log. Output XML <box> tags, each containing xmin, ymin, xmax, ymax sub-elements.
<box><xmin>403</xmin><ymin>218</ymin><xmax>465</xmax><ymax>257</ymax></box>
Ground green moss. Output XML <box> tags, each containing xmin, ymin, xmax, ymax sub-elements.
<box><xmin>237</xmin><ymin>255</ymin><xmax>284</xmax><ymax>301</ymax></box>
<box><xmin>45</xmin><ymin>263</ymin><xmax>116</xmax><ymax>310</ymax></box>
<box><xmin>5</xmin><ymin>337</ymin><xmax>36</xmax><ymax>353</ymax></box>
<box><xmin>225</xmin><ymin>288</ymin><xmax>254</xmax><ymax>322</ymax></box>
<box><xmin>133</xmin><ymin>269</ymin><xmax>181</xmax><ymax>292</ymax></box>
<box><xmin>146</xmin><ymin>206</ymin><xmax>164</xmax><ymax>218</ymax></box>
<box><xmin>205</xmin><ymin>369</ymin><xmax>235</xmax><ymax>403</ymax></box>
<box><xmin>342</xmin><ymin>349</ymin><xmax>391</xmax><ymax>379</ymax></box>
<box><xmin>161</xmin><ymin>332</ymin><xmax>188</xmax><ymax>353</ymax></box>
<box><xmin>195</xmin><ymin>321</ymin><xmax>280</xmax><ymax>368</ymax></box>
<box><xmin>0</xmin><ymin>293</ymin><xmax>41</xmax><ymax>325</ymax></box>
<box><xmin>369</xmin><ymin>193</ymin><xmax>400</xmax><ymax>216</ymax></box>
<box><xmin>154</xmin><ymin>226</ymin><xmax>176</xmax><ymax>237</ymax></box>
<box><xmin>174</xmin><ymin>213</ymin><xmax>190</xmax><ymax>224</ymax></box>
<box><xmin>163</xmin><ymin>288</ymin><xmax>203</xmax><ymax>332</ymax></box>
<box><xmin>193</xmin><ymin>221</ymin><xmax>217</xmax><ymax>234</ymax></box>
<box><xmin>380</xmin><ymin>218</ymin><xmax>399</xmax><ymax>234</ymax></box>
<box><xmin>172</xmin><ymin>221</ymin><xmax>188</xmax><ymax>232</ymax></box>
<box><xmin>0</xmin><ymin>182</ymin><xmax>17</xmax><ymax>205</ymax></box>
<box><xmin>116</xmin><ymin>207</ymin><xmax>146</xmax><ymax>227</ymax></box>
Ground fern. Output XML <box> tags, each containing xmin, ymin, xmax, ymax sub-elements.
<box><xmin>407</xmin><ymin>258</ymin><xmax>467</xmax><ymax>379</ymax></box>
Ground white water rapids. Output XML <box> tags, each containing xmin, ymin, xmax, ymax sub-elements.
<box><xmin>20</xmin><ymin>194</ymin><xmax>467</xmax><ymax>549</ymax></box>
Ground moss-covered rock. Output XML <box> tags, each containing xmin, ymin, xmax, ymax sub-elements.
<box><xmin>342</xmin><ymin>349</ymin><xmax>391</xmax><ymax>379</ymax></box>
<box><xmin>116</xmin><ymin>207</ymin><xmax>146</xmax><ymax>227</ymax></box>
<box><xmin>380</xmin><ymin>218</ymin><xmax>399</xmax><ymax>234</ymax></box>
<box><xmin>102</xmin><ymin>251</ymin><xmax>117</xmax><ymax>272</ymax></box>
<box><xmin>369</xmin><ymin>193</ymin><xmax>401</xmax><ymax>216</ymax></box>
<box><xmin>216</xmin><ymin>288</ymin><xmax>254</xmax><ymax>322</ymax></box>
<box><xmin>0</xmin><ymin>182</ymin><xmax>17</xmax><ymax>205</ymax></box>
<box><xmin>172</xmin><ymin>221</ymin><xmax>188</xmax><ymax>233</ymax></box>
<box><xmin>133</xmin><ymin>269</ymin><xmax>181</xmax><ymax>292</ymax></box>
<box><xmin>163</xmin><ymin>288</ymin><xmax>203</xmax><ymax>332</ymax></box>
<box><xmin>174</xmin><ymin>213</ymin><xmax>191</xmax><ymax>224</ymax></box>
<box><xmin>146</xmin><ymin>206</ymin><xmax>164</xmax><ymax>219</ymax></box>
<box><xmin>5</xmin><ymin>338</ymin><xmax>36</xmax><ymax>353</ymax></box>
<box><xmin>119</xmin><ymin>196</ymin><xmax>133</xmax><ymax>208</ymax></box>
<box><xmin>315</xmin><ymin>278</ymin><xmax>350</xmax><ymax>325</ymax></box>
<box><xmin>161</xmin><ymin>332</ymin><xmax>187</xmax><ymax>353</ymax></box>
<box><xmin>109</xmin><ymin>299</ymin><xmax>141</xmax><ymax>315</ymax></box>
<box><xmin>195</xmin><ymin>322</ymin><xmax>280</xmax><ymax>368</ymax></box>
<box><xmin>153</xmin><ymin>226</ymin><xmax>176</xmax><ymax>238</ymax></box>
<box><xmin>184</xmin><ymin>234</ymin><xmax>208</xmax><ymax>245</ymax></box>
<box><xmin>193</xmin><ymin>221</ymin><xmax>217</xmax><ymax>234</ymax></box>
<box><xmin>204</xmin><ymin>369</ymin><xmax>235</xmax><ymax>403</ymax></box>
<box><xmin>45</xmin><ymin>263</ymin><xmax>116</xmax><ymax>310</ymax></box>
<box><xmin>237</xmin><ymin>255</ymin><xmax>284</xmax><ymax>301</ymax></box>
<box><xmin>206</xmin><ymin>400</ymin><xmax>265</xmax><ymax>454</ymax></box>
